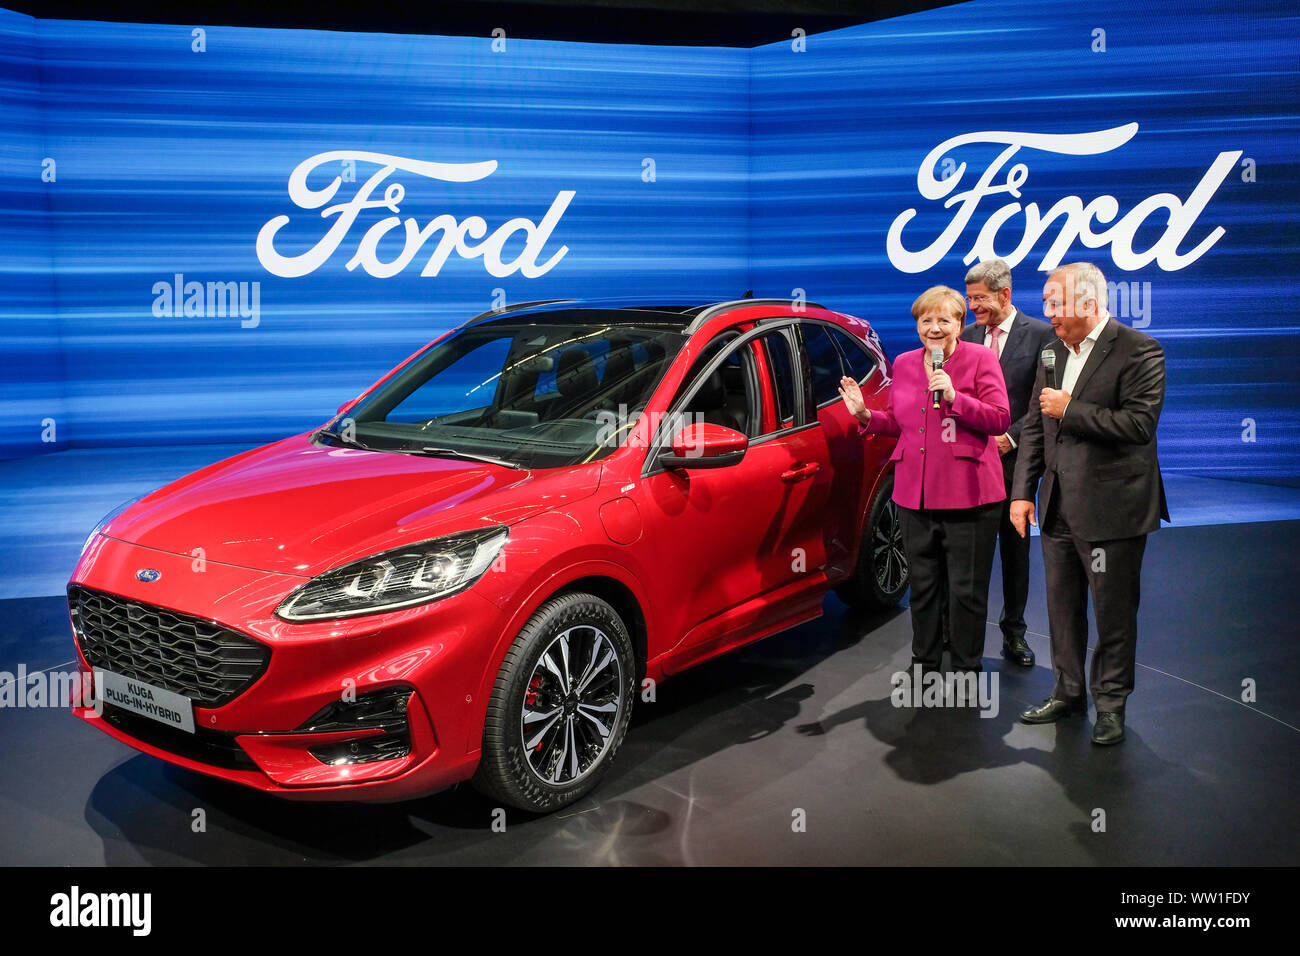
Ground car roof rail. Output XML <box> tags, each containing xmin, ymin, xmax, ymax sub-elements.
<box><xmin>460</xmin><ymin>298</ymin><xmax>580</xmax><ymax>329</ymax></box>
<box><xmin>684</xmin><ymin>298</ymin><xmax>825</xmax><ymax>334</ymax></box>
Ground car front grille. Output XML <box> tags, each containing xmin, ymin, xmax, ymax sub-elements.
<box><xmin>69</xmin><ymin>585</ymin><xmax>270</xmax><ymax>708</ymax></box>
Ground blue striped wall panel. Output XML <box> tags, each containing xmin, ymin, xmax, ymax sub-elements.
<box><xmin>6</xmin><ymin>18</ymin><xmax>750</xmax><ymax>452</ymax></box>
<box><xmin>749</xmin><ymin>0</ymin><xmax>1300</xmax><ymax>479</ymax></box>
<box><xmin>2</xmin><ymin>0</ymin><xmax>1297</xmax><ymax>480</ymax></box>
<box><xmin>0</xmin><ymin>9</ymin><xmax>66</xmax><ymax>458</ymax></box>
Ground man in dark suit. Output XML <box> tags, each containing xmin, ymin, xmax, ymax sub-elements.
<box><xmin>962</xmin><ymin>259</ymin><xmax>1057</xmax><ymax>668</ymax></box>
<box><xmin>1010</xmin><ymin>262</ymin><xmax>1169</xmax><ymax>745</ymax></box>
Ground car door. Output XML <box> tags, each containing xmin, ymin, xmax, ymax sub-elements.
<box><xmin>634</xmin><ymin>322</ymin><xmax>831</xmax><ymax>668</ymax></box>
<box><xmin>796</xmin><ymin>319</ymin><xmax>889</xmax><ymax>581</ymax></box>
<box><xmin>751</xmin><ymin>321</ymin><xmax>834</xmax><ymax>597</ymax></box>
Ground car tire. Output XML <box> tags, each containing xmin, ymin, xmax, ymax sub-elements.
<box><xmin>472</xmin><ymin>591</ymin><xmax>636</xmax><ymax>813</ymax></box>
<box><xmin>835</xmin><ymin>471</ymin><xmax>909</xmax><ymax>610</ymax></box>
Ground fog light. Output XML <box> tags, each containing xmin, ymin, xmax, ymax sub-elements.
<box><xmin>299</xmin><ymin>686</ymin><xmax>413</xmax><ymax>766</ymax></box>
<box><xmin>309</xmin><ymin>734</ymin><xmax>412</xmax><ymax>766</ymax></box>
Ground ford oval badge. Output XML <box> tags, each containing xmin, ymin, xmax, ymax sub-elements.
<box><xmin>136</xmin><ymin>569</ymin><xmax>161</xmax><ymax>583</ymax></box>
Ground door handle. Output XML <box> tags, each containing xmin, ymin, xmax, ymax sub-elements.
<box><xmin>780</xmin><ymin>462</ymin><xmax>821</xmax><ymax>483</ymax></box>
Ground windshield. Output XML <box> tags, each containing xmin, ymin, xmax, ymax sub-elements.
<box><xmin>320</xmin><ymin>320</ymin><xmax>688</xmax><ymax>469</ymax></box>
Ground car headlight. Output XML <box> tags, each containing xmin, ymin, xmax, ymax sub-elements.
<box><xmin>275</xmin><ymin>526</ymin><xmax>509</xmax><ymax>621</ymax></box>
<box><xmin>80</xmin><ymin>494</ymin><xmax>146</xmax><ymax>556</ymax></box>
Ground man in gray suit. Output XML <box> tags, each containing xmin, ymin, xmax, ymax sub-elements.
<box><xmin>1010</xmin><ymin>262</ymin><xmax>1169</xmax><ymax>745</ymax></box>
<box><xmin>962</xmin><ymin>259</ymin><xmax>1056</xmax><ymax>668</ymax></box>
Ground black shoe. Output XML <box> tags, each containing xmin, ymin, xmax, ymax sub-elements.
<box><xmin>1092</xmin><ymin>711</ymin><xmax>1125</xmax><ymax>745</ymax></box>
<box><xmin>1020</xmin><ymin>696</ymin><xmax>1084</xmax><ymax>724</ymax></box>
<box><xmin>1002</xmin><ymin>635</ymin><xmax>1035</xmax><ymax>667</ymax></box>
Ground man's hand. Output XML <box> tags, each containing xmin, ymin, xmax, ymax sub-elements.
<box><xmin>838</xmin><ymin>375</ymin><xmax>868</xmax><ymax>422</ymax></box>
<box><xmin>996</xmin><ymin>434</ymin><xmax>1012</xmax><ymax>455</ymax></box>
<box><xmin>1010</xmin><ymin>499</ymin><xmax>1036</xmax><ymax>538</ymax></box>
<box><xmin>1039</xmin><ymin>387</ymin><xmax>1071</xmax><ymax>420</ymax></box>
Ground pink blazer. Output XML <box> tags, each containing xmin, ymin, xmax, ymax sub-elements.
<box><xmin>859</xmin><ymin>339</ymin><xmax>1011</xmax><ymax>511</ymax></box>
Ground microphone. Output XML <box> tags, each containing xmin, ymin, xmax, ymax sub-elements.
<box><xmin>931</xmin><ymin>347</ymin><xmax>945</xmax><ymax>409</ymax></box>
<box><xmin>1041</xmin><ymin>348</ymin><xmax>1059</xmax><ymax>390</ymax></box>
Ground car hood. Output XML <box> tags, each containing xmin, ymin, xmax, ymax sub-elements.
<box><xmin>101</xmin><ymin>434</ymin><xmax>603</xmax><ymax>576</ymax></box>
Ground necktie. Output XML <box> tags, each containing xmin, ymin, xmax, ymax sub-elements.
<box><xmin>989</xmin><ymin>325</ymin><xmax>1003</xmax><ymax>356</ymax></box>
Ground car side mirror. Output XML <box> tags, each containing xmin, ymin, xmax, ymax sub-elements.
<box><xmin>657</xmin><ymin>422</ymin><xmax>748</xmax><ymax>470</ymax></box>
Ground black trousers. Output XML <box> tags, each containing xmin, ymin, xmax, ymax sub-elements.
<box><xmin>994</xmin><ymin>495</ymin><xmax>1032</xmax><ymax>643</ymax></box>
<box><xmin>1040</xmin><ymin>499</ymin><xmax>1148</xmax><ymax>713</ymax></box>
<box><xmin>900</xmin><ymin>501</ymin><xmax>1001</xmax><ymax>671</ymax></box>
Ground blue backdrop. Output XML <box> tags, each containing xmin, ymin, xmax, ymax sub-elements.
<box><xmin>0</xmin><ymin>11</ymin><xmax>751</xmax><ymax>454</ymax></box>
<box><xmin>749</xmin><ymin>0</ymin><xmax>1300</xmax><ymax>482</ymax></box>
<box><xmin>2</xmin><ymin>0</ymin><xmax>1297</xmax><ymax>480</ymax></box>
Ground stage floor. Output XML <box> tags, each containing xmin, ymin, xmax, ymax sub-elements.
<box><xmin>0</xmin><ymin>449</ymin><xmax>1295</xmax><ymax>863</ymax></box>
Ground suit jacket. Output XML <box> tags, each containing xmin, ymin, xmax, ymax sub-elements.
<box><xmin>1011</xmin><ymin>317</ymin><xmax>1171</xmax><ymax>542</ymax></box>
<box><xmin>960</xmin><ymin>309</ymin><xmax>1057</xmax><ymax>484</ymax></box>
<box><xmin>860</xmin><ymin>339</ymin><xmax>1010</xmax><ymax>511</ymax></box>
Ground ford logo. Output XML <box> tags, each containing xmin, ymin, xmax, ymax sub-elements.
<box><xmin>136</xmin><ymin>569</ymin><xmax>162</xmax><ymax>583</ymax></box>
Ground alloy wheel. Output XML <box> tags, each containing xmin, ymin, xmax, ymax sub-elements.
<box><xmin>519</xmin><ymin>624</ymin><xmax>625</xmax><ymax>786</ymax></box>
<box><xmin>873</xmin><ymin>499</ymin><xmax>907</xmax><ymax>595</ymax></box>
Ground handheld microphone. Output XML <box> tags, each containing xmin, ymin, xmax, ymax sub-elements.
<box><xmin>931</xmin><ymin>347</ymin><xmax>945</xmax><ymax>409</ymax></box>
<box><xmin>1041</xmin><ymin>348</ymin><xmax>1059</xmax><ymax>390</ymax></box>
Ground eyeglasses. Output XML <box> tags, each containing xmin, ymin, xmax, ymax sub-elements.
<box><xmin>966</xmin><ymin>295</ymin><xmax>995</xmax><ymax>306</ymax></box>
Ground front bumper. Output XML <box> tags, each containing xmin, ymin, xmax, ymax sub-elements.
<box><xmin>69</xmin><ymin>536</ymin><xmax>503</xmax><ymax>801</ymax></box>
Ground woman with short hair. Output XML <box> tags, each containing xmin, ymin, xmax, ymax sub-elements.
<box><xmin>839</xmin><ymin>286</ymin><xmax>1010</xmax><ymax>675</ymax></box>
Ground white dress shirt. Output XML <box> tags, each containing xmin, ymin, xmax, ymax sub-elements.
<box><xmin>1061</xmin><ymin>314</ymin><xmax>1110</xmax><ymax>396</ymax></box>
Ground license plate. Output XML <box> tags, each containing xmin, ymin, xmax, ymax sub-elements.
<box><xmin>97</xmin><ymin>671</ymin><xmax>195</xmax><ymax>734</ymax></box>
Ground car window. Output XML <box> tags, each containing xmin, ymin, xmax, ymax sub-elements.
<box><xmin>827</xmin><ymin>325</ymin><xmax>879</xmax><ymax>385</ymax></box>
<box><xmin>535</xmin><ymin>337</ymin><xmax>610</xmax><ymax>402</ymax></box>
<box><xmin>676</xmin><ymin>331</ymin><xmax>739</xmax><ymax>396</ymax></box>
<box><xmin>663</xmin><ymin>330</ymin><xmax>760</xmax><ymax>441</ymax></box>
<box><xmin>756</xmin><ymin>329</ymin><xmax>798</xmax><ymax>428</ymax></box>
<box><xmin>339</xmin><ymin>322</ymin><xmax>686</xmax><ymax>468</ymax></box>
<box><xmin>387</xmin><ymin>335</ymin><xmax>513</xmax><ymax>423</ymax></box>
<box><xmin>800</xmin><ymin>323</ymin><xmax>847</xmax><ymax>408</ymax></box>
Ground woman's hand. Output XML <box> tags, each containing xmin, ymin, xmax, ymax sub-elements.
<box><xmin>838</xmin><ymin>375</ymin><xmax>868</xmax><ymax>422</ymax></box>
<box><xmin>927</xmin><ymin>368</ymin><xmax>956</xmax><ymax>404</ymax></box>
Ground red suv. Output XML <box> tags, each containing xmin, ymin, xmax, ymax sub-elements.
<box><xmin>69</xmin><ymin>298</ymin><xmax>906</xmax><ymax>811</ymax></box>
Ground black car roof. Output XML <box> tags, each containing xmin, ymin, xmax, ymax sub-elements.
<box><xmin>461</xmin><ymin>296</ymin><xmax>827</xmax><ymax>334</ymax></box>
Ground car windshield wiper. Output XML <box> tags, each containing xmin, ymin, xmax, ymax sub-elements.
<box><xmin>313</xmin><ymin>429</ymin><xmax>378</xmax><ymax>452</ymax></box>
<box><xmin>418</xmin><ymin>446</ymin><xmax>519</xmax><ymax>469</ymax></box>
<box><xmin>316</xmin><ymin>430</ymin><xmax>517</xmax><ymax>468</ymax></box>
